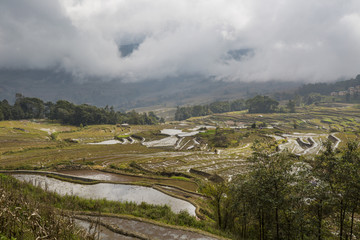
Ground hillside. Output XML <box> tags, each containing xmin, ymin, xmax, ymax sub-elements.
<box><xmin>296</xmin><ymin>74</ymin><xmax>360</xmax><ymax>96</ymax></box>
<box><xmin>0</xmin><ymin>103</ymin><xmax>360</xmax><ymax>239</ymax></box>
<box><xmin>0</xmin><ymin>69</ymin><xmax>300</xmax><ymax>109</ymax></box>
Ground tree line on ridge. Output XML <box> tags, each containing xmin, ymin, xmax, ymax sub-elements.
<box><xmin>0</xmin><ymin>94</ymin><xmax>164</xmax><ymax>126</ymax></box>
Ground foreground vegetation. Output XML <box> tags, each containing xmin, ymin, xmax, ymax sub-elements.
<box><xmin>2</xmin><ymin>139</ymin><xmax>359</xmax><ymax>239</ymax></box>
<box><xmin>0</xmin><ymin>173</ymin><xmax>228</xmax><ymax>239</ymax></box>
<box><xmin>207</xmin><ymin>141</ymin><xmax>360</xmax><ymax>239</ymax></box>
<box><xmin>0</xmin><ymin>174</ymin><xmax>94</xmax><ymax>240</ymax></box>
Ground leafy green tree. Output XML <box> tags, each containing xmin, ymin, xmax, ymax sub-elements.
<box><xmin>203</xmin><ymin>183</ymin><xmax>228</xmax><ymax>229</ymax></box>
<box><xmin>174</xmin><ymin>106</ymin><xmax>191</xmax><ymax>121</ymax></box>
<box><xmin>11</xmin><ymin>104</ymin><xmax>24</xmax><ymax>119</ymax></box>
<box><xmin>13</xmin><ymin>97</ymin><xmax>45</xmax><ymax>119</ymax></box>
<box><xmin>286</xmin><ymin>100</ymin><xmax>296</xmax><ymax>113</ymax></box>
<box><xmin>0</xmin><ymin>100</ymin><xmax>12</xmax><ymax>120</ymax></box>
<box><xmin>0</xmin><ymin>108</ymin><xmax>4</xmax><ymax>121</ymax></box>
<box><xmin>230</xmin><ymin>99</ymin><xmax>246</xmax><ymax>111</ymax></box>
<box><xmin>44</xmin><ymin>101</ymin><xmax>54</xmax><ymax>119</ymax></box>
<box><xmin>313</xmin><ymin>140</ymin><xmax>360</xmax><ymax>240</ymax></box>
<box><xmin>246</xmin><ymin>95</ymin><xmax>279</xmax><ymax>113</ymax></box>
<box><xmin>209</xmin><ymin>101</ymin><xmax>230</xmax><ymax>113</ymax></box>
<box><xmin>0</xmin><ymin>95</ymin><xmax>163</xmax><ymax>126</ymax></box>
<box><xmin>174</xmin><ymin>98</ymin><xmax>246</xmax><ymax>120</ymax></box>
<box><xmin>306</xmin><ymin>93</ymin><xmax>322</xmax><ymax>105</ymax></box>
<box><xmin>51</xmin><ymin>100</ymin><xmax>75</xmax><ymax>122</ymax></box>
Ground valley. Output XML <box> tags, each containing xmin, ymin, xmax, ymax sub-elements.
<box><xmin>0</xmin><ymin>103</ymin><xmax>359</xmax><ymax>239</ymax></box>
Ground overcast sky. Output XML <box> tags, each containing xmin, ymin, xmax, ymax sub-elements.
<box><xmin>1</xmin><ymin>0</ymin><xmax>360</xmax><ymax>82</ymax></box>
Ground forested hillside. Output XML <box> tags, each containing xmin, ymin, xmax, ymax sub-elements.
<box><xmin>175</xmin><ymin>95</ymin><xmax>294</xmax><ymax>120</ymax></box>
<box><xmin>296</xmin><ymin>75</ymin><xmax>360</xmax><ymax>96</ymax></box>
<box><xmin>175</xmin><ymin>99</ymin><xmax>247</xmax><ymax>121</ymax></box>
<box><xmin>0</xmin><ymin>69</ymin><xmax>300</xmax><ymax>109</ymax></box>
<box><xmin>0</xmin><ymin>94</ymin><xmax>163</xmax><ymax>126</ymax></box>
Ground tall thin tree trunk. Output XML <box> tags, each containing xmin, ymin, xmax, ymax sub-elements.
<box><xmin>318</xmin><ymin>200</ymin><xmax>323</xmax><ymax>240</ymax></box>
<box><xmin>222</xmin><ymin>203</ymin><xmax>228</xmax><ymax>230</ymax></box>
<box><xmin>259</xmin><ymin>209</ymin><xmax>262</xmax><ymax>240</ymax></box>
<box><xmin>217</xmin><ymin>200</ymin><xmax>222</xmax><ymax>229</ymax></box>
<box><xmin>349</xmin><ymin>205</ymin><xmax>356</xmax><ymax>240</ymax></box>
<box><xmin>285</xmin><ymin>211</ymin><xmax>291</xmax><ymax>240</ymax></box>
<box><xmin>262</xmin><ymin>210</ymin><xmax>265</xmax><ymax>240</ymax></box>
<box><xmin>340</xmin><ymin>200</ymin><xmax>343</xmax><ymax>240</ymax></box>
<box><xmin>340</xmin><ymin>200</ymin><xmax>347</xmax><ymax>240</ymax></box>
<box><xmin>276</xmin><ymin>207</ymin><xmax>280</xmax><ymax>240</ymax></box>
<box><xmin>243</xmin><ymin>203</ymin><xmax>247</xmax><ymax>239</ymax></box>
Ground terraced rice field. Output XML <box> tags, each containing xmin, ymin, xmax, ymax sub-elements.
<box><xmin>1</xmin><ymin>104</ymin><xmax>359</xmax><ymax>240</ymax></box>
<box><xmin>0</xmin><ymin>104</ymin><xmax>359</xmax><ymax>184</ymax></box>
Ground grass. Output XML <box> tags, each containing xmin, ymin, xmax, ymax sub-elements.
<box><xmin>199</xmin><ymin>129</ymin><xmax>216</xmax><ymax>136</ymax></box>
<box><xmin>0</xmin><ymin>174</ymin><xmax>94</xmax><ymax>240</ymax></box>
<box><xmin>170</xmin><ymin>176</ymin><xmax>192</xmax><ymax>181</ymax></box>
<box><xmin>116</xmin><ymin>134</ymin><xmax>130</xmax><ymax>138</ymax></box>
<box><xmin>55</xmin><ymin>125</ymin><xmax>127</xmax><ymax>143</ymax></box>
<box><xmin>0</xmin><ymin>140</ymin><xmax>162</xmax><ymax>169</ymax></box>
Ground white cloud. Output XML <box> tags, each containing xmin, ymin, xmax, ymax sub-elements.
<box><xmin>0</xmin><ymin>0</ymin><xmax>359</xmax><ymax>82</ymax></box>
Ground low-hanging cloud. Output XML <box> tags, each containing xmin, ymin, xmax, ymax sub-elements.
<box><xmin>0</xmin><ymin>0</ymin><xmax>360</xmax><ymax>82</ymax></box>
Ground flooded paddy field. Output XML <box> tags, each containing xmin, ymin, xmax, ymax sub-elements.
<box><xmin>57</xmin><ymin>169</ymin><xmax>199</xmax><ymax>192</ymax></box>
<box><xmin>74</xmin><ymin>219</ymin><xmax>138</xmax><ymax>240</ymax></box>
<box><xmin>76</xmin><ymin>215</ymin><xmax>219</xmax><ymax>240</ymax></box>
<box><xmin>13</xmin><ymin>174</ymin><xmax>196</xmax><ymax>216</ymax></box>
<box><xmin>273</xmin><ymin>133</ymin><xmax>340</xmax><ymax>155</ymax></box>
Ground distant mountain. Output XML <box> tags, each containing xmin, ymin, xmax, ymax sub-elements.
<box><xmin>0</xmin><ymin>69</ymin><xmax>301</xmax><ymax>110</ymax></box>
<box><xmin>296</xmin><ymin>74</ymin><xmax>360</xmax><ymax>96</ymax></box>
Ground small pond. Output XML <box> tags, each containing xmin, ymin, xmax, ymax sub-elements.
<box><xmin>13</xmin><ymin>174</ymin><xmax>196</xmax><ymax>216</ymax></box>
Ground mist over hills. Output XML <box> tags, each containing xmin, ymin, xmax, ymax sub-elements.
<box><xmin>1</xmin><ymin>0</ymin><xmax>360</xmax><ymax>110</ymax></box>
<box><xmin>0</xmin><ymin>69</ymin><xmax>300</xmax><ymax>110</ymax></box>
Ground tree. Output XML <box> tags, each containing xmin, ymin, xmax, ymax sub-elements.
<box><xmin>203</xmin><ymin>183</ymin><xmax>228</xmax><ymax>229</ymax></box>
<box><xmin>0</xmin><ymin>96</ymin><xmax>161</xmax><ymax>126</ymax></box>
<box><xmin>11</xmin><ymin>104</ymin><xmax>24</xmax><ymax>119</ymax></box>
<box><xmin>247</xmin><ymin>148</ymin><xmax>295</xmax><ymax>239</ymax></box>
<box><xmin>174</xmin><ymin>106</ymin><xmax>191</xmax><ymax>121</ymax></box>
<box><xmin>15</xmin><ymin>97</ymin><xmax>45</xmax><ymax>118</ymax></box>
<box><xmin>313</xmin><ymin>140</ymin><xmax>360</xmax><ymax>240</ymax></box>
<box><xmin>212</xmin><ymin>130</ymin><xmax>230</xmax><ymax>148</ymax></box>
<box><xmin>306</xmin><ymin>93</ymin><xmax>322</xmax><ymax>105</ymax></box>
<box><xmin>0</xmin><ymin>100</ymin><xmax>12</xmax><ymax>120</ymax></box>
<box><xmin>230</xmin><ymin>99</ymin><xmax>246</xmax><ymax>111</ymax></box>
<box><xmin>287</xmin><ymin>100</ymin><xmax>296</xmax><ymax>113</ymax></box>
<box><xmin>209</xmin><ymin>101</ymin><xmax>230</xmax><ymax>113</ymax></box>
<box><xmin>0</xmin><ymin>108</ymin><xmax>4</xmax><ymax>120</ymax></box>
<box><xmin>246</xmin><ymin>95</ymin><xmax>279</xmax><ymax>113</ymax></box>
